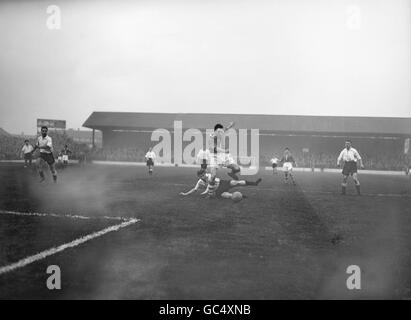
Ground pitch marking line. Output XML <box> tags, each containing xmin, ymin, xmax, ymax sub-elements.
<box><xmin>0</xmin><ymin>210</ymin><xmax>128</xmax><ymax>221</ymax></box>
<box><xmin>0</xmin><ymin>211</ymin><xmax>140</xmax><ymax>275</ymax></box>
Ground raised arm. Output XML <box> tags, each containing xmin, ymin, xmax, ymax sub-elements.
<box><xmin>225</xmin><ymin>121</ymin><xmax>235</xmax><ymax>131</ymax></box>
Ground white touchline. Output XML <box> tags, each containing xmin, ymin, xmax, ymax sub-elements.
<box><xmin>0</xmin><ymin>210</ymin><xmax>128</xmax><ymax>221</ymax></box>
<box><xmin>0</xmin><ymin>218</ymin><xmax>140</xmax><ymax>275</ymax></box>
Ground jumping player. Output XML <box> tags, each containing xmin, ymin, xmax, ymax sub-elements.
<box><xmin>270</xmin><ymin>156</ymin><xmax>279</xmax><ymax>174</ymax></box>
<box><xmin>209</xmin><ymin>121</ymin><xmax>238</xmax><ymax>180</ymax></box>
<box><xmin>145</xmin><ymin>147</ymin><xmax>156</xmax><ymax>175</ymax></box>
<box><xmin>31</xmin><ymin>126</ymin><xmax>57</xmax><ymax>183</ymax></box>
<box><xmin>202</xmin><ymin>176</ymin><xmax>262</xmax><ymax>199</ymax></box>
<box><xmin>21</xmin><ymin>139</ymin><xmax>34</xmax><ymax>168</ymax></box>
<box><xmin>280</xmin><ymin>148</ymin><xmax>297</xmax><ymax>185</ymax></box>
<box><xmin>337</xmin><ymin>139</ymin><xmax>364</xmax><ymax>195</ymax></box>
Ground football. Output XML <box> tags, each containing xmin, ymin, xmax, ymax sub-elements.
<box><xmin>232</xmin><ymin>191</ymin><xmax>243</xmax><ymax>202</ymax></box>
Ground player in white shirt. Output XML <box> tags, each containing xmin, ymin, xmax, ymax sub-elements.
<box><xmin>179</xmin><ymin>169</ymin><xmax>211</xmax><ymax>196</ymax></box>
<box><xmin>197</xmin><ymin>148</ymin><xmax>211</xmax><ymax>170</ymax></box>
<box><xmin>337</xmin><ymin>139</ymin><xmax>364</xmax><ymax>195</ymax></box>
<box><xmin>145</xmin><ymin>147</ymin><xmax>156</xmax><ymax>175</ymax></box>
<box><xmin>21</xmin><ymin>139</ymin><xmax>34</xmax><ymax>168</ymax></box>
<box><xmin>31</xmin><ymin>126</ymin><xmax>57</xmax><ymax>183</ymax></box>
<box><xmin>270</xmin><ymin>156</ymin><xmax>279</xmax><ymax>174</ymax></box>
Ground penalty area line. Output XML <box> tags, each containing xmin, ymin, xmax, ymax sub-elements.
<box><xmin>0</xmin><ymin>218</ymin><xmax>140</xmax><ymax>275</ymax></box>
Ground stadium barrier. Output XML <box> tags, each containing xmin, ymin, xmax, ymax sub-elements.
<box><xmin>264</xmin><ymin>166</ymin><xmax>406</xmax><ymax>175</ymax></box>
<box><xmin>93</xmin><ymin>161</ymin><xmax>406</xmax><ymax>176</ymax></box>
<box><xmin>0</xmin><ymin>159</ymin><xmax>79</xmax><ymax>164</ymax></box>
<box><xmin>0</xmin><ymin>160</ymin><xmax>406</xmax><ymax>175</ymax></box>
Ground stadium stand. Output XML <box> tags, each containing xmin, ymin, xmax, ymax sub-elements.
<box><xmin>0</xmin><ymin>128</ymin><xmax>89</xmax><ymax>161</ymax></box>
<box><xmin>82</xmin><ymin>112</ymin><xmax>411</xmax><ymax>171</ymax></box>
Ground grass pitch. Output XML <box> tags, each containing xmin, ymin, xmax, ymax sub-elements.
<box><xmin>0</xmin><ymin>163</ymin><xmax>410</xmax><ymax>299</ymax></box>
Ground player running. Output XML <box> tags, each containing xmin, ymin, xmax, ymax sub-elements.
<box><xmin>21</xmin><ymin>139</ymin><xmax>34</xmax><ymax>168</ymax></box>
<box><xmin>31</xmin><ymin>126</ymin><xmax>57</xmax><ymax>183</ymax></box>
<box><xmin>337</xmin><ymin>139</ymin><xmax>364</xmax><ymax>195</ymax></box>
<box><xmin>145</xmin><ymin>147</ymin><xmax>156</xmax><ymax>175</ymax></box>
<box><xmin>279</xmin><ymin>148</ymin><xmax>297</xmax><ymax>185</ymax></box>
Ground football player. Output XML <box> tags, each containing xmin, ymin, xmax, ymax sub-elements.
<box><xmin>337</xmin><ymin>139</ymin><xmax>364</xmax><ymax>195</ymax></box>
<box><xmin>279</xmin><ymin>148</ymin><xmax>297</xmax><ymax>185</ymax></box>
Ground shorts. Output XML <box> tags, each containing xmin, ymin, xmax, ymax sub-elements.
<box><xmin>209</xmin><ymin>153</ymin><xmax>234</xmax><ymax>168</ymax></box>
<box><xmin>62</xmin><ymin>155</ymin><xmax>69</xmax><ymax>162</ymax></box>
<box><xmin>272</xmin><ymin>163</ymin><xmax>277</xmax><ymax>168</ymax></box>
<box><xmin>24</xmin><ymin>153</ymin><xmax>32</xmax><ymax>161</ymax></box>
<box><xmin>342</xmin><ymin>161</ymin><xmax>357</xmax><ymax>176</ymax></box>
<box><xmin>40</xmin><ymin>153</ymin><xmax>55</xmax><ymax>165</ymax></box>
<box><xmin>223</xmin><ymin>154</ymin><xmax>235</xmax><ymax>167</ymax></box>
<box><xmin>283</xmin><ymin>162</ymin><xmax>293</xmax><ymax>172</ymax></box>
<box><xmin>146</xmin><ymin>158</ymin><xmax>154</xmax><ymax>166</ymax></box>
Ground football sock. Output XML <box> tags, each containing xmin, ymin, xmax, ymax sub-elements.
<box><xmin>246</xmin><ymin>178</ymin><xmax>262</xmax><ymax>186</ymax></box>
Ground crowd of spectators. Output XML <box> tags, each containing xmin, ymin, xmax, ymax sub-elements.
<box><xmin>1</xmin><ymin>131</ymin><xmax>410</xmax><ymax>171</ymax></box>
<box><xmin>0</xmin><ymin>131</ymin><xmax>89</xmax><ymax>161</ymax></box>
<box><xmin>90</xmin><ymin>147</ymin><xmax>147</xmax><ymax>162</ymax></box>
<box><xmin>261</xmin><ymin>151</ymin><xmax>410</xmax><ymax>171</ymax></box>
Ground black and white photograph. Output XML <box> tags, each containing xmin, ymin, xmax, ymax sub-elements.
<box><xmin>0</xmin><ymin>0</ymin><xmax>411</xmax><ymax>305</ymax></box>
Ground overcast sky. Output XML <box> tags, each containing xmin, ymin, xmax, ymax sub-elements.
<box><xmin>0</xmin><ymin>0</ymin><xmax>410</xmax><ymax>134</ymax></box>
